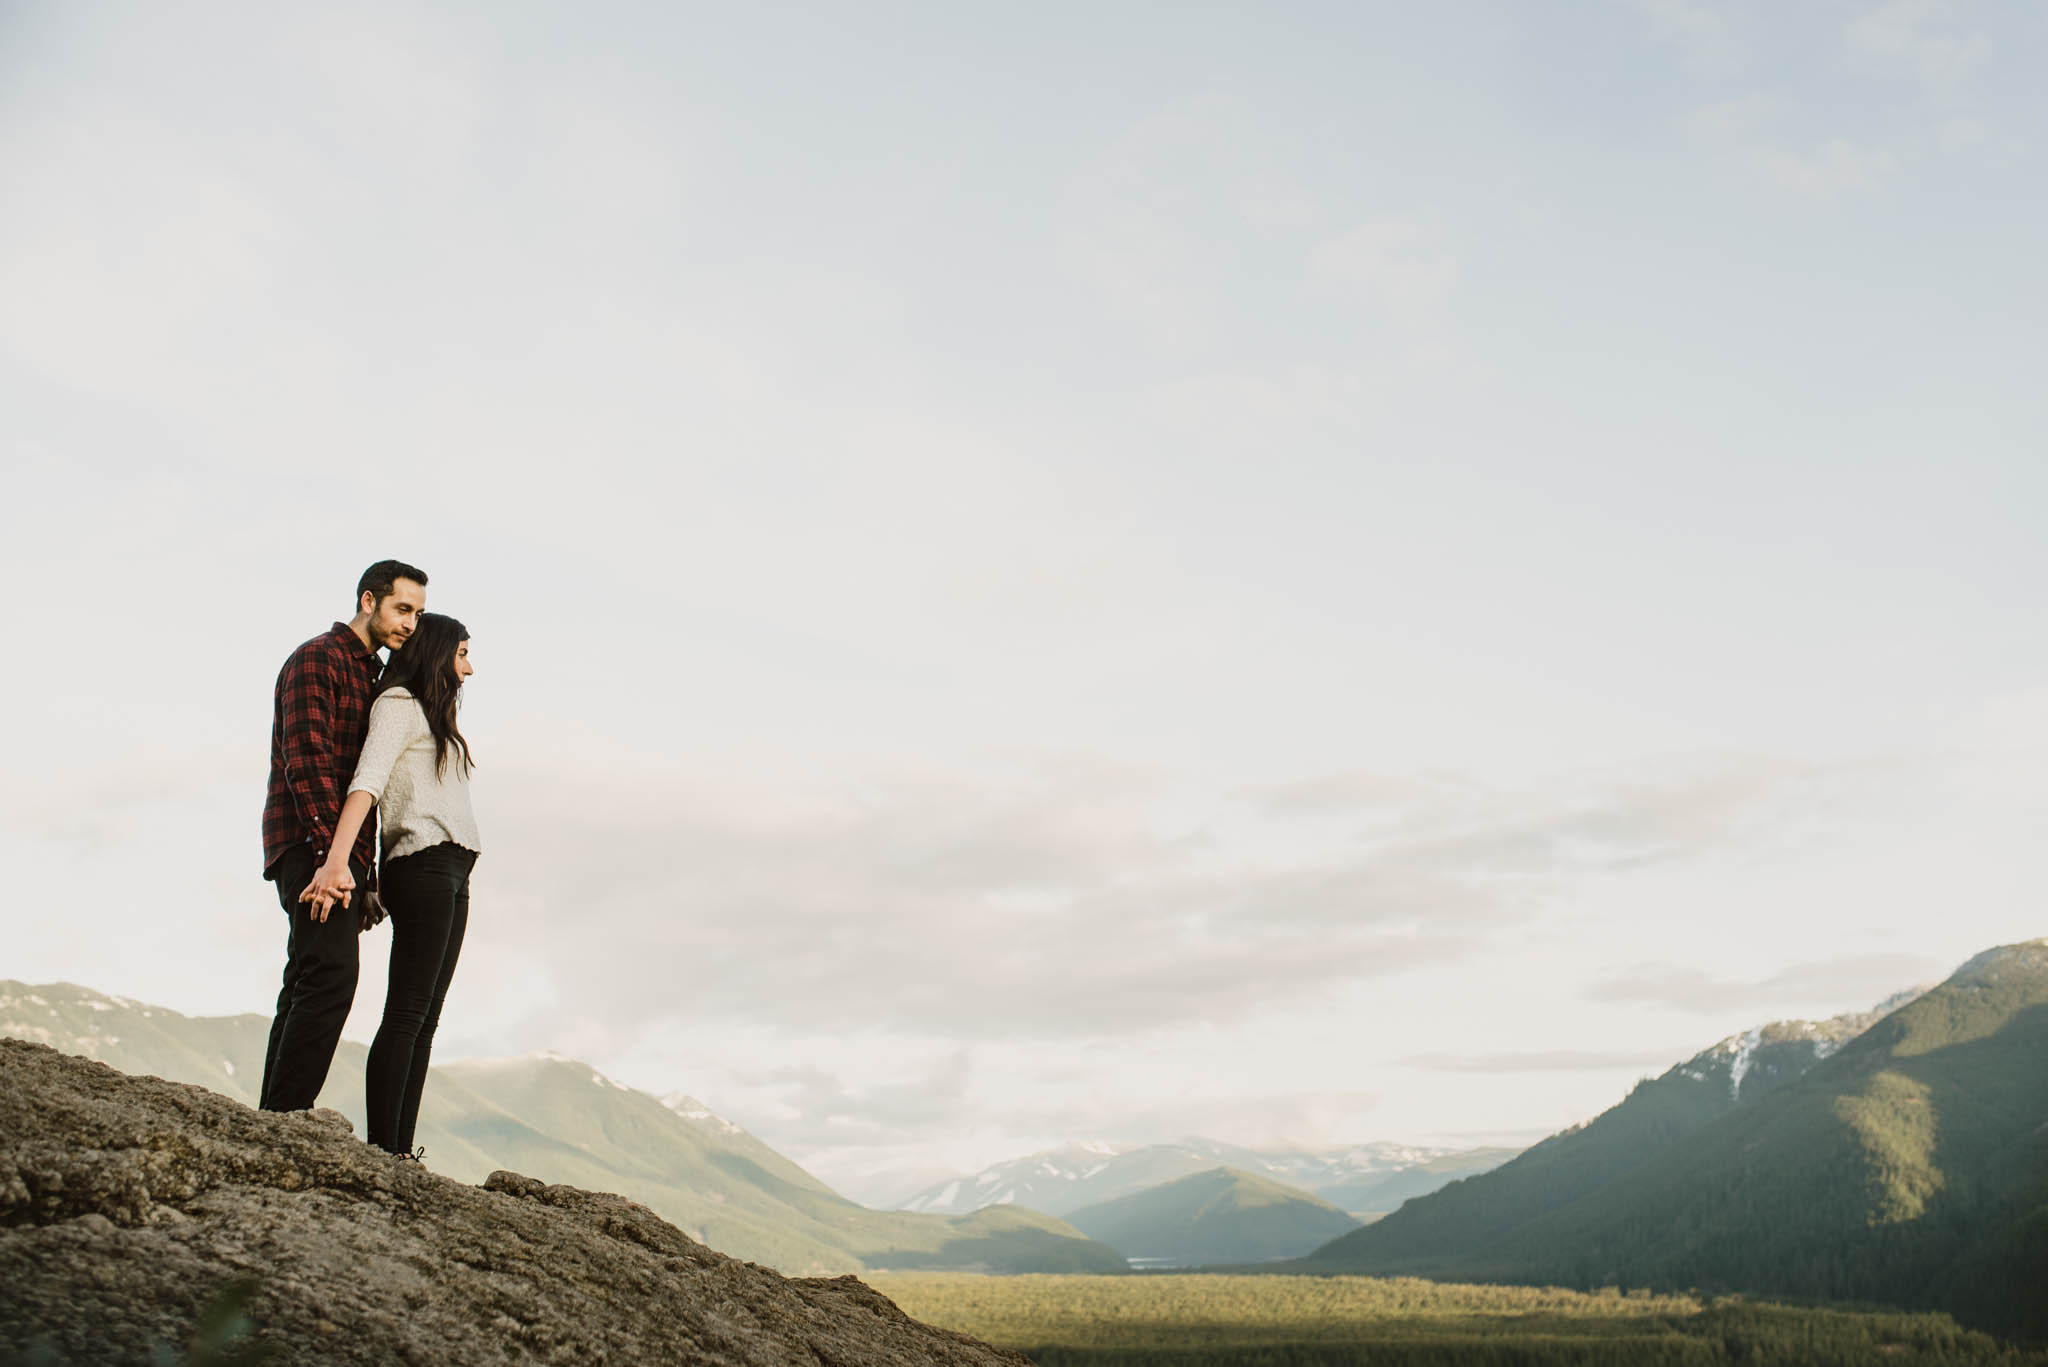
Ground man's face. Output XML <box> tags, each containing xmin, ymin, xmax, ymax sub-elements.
<box><xmin>362</xmin><ymin>578</ymin><xmax>427</xmax><ymax>650</ymax></box>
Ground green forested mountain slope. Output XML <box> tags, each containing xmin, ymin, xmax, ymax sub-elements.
<box><xmin>1065</xmin><ymin>1166</ymin><xmax>1361</xmax><ymax>1265</ymax></box>
<box><xmin>1310</xmin><ymin>995</ymin><xmax>1900</xmax><ymax>1269</ymax></box>
<box><xmin>0</xmin><ymin>982</ymin><xmax>1125</xmax><ymax>1277</ymax></box>
<box><xmin>1306</xmin><ymin>942</ymin><xmax>2048</xmax><ymax>1339</ymax></box>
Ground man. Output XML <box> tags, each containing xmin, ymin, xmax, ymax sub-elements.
<box><xmin>259</xmin><ymin>559</ymin><xmax>429</xmax><ymax>1112</ymax></box>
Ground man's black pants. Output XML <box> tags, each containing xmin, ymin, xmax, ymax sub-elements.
<box><xmin>259</xmin><ymin>844</ymin><xmax>369</xmax><ymax>1112</ymax></box>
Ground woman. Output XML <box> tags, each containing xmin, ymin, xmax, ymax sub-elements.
<box><xmin>304</xmin><ymin>611</ymin><xmax>480</xmax><ymax>1158</ymax></box>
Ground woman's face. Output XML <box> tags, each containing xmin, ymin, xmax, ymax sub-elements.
<box><xmin>452</xmin><ymin>639</ymin><xmax>474</xmax><ymax>686</ymax></box>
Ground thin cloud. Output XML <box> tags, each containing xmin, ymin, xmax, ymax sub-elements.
<box><xmin>1626</xmin><ymin>0</ymin><xmax>1737</xmax><ymax>66</ymax></box>
<box><xmin>1399</xmin><ymin>1049</ymin><xmax>1687</xmax><ymax>1074</ymax></box>
<box><xmin>1847</xmin><ymin>0</ymin><xmax>1991</xmax><ymax>96</ymax></box>
<box><xmin>1239</xmin><ymin>769</ymin><xmax>1443</xmax><ymax>816</ymax></box>
<box><xmin>1308</xmin><ymin>219</ymin><xmax>1460</xmax><ymax>331</ymax></box>
<box><xmin>466</xmin><ymin>749</ymin><xmax>1827</xmax><ymax>1048</ymax></box>
<box><xmin>1058</xmin><ymin>94</ymin><xmax>1273</xmax><ymax>349</ymax></box>
<box><xmin>750</xmin><ymin>1052</ymin><xmax>979</xmax><ymax>1147</ymax></box>
<box><xmin>988</xmin><ymin>1090</ymin><xmax>1390</xmax><ymax>1154</ymax></box>
<box><xmin>1585</xmin><ymin>952</ymin><xmax>1943</xmax><ymax>1014</ymax></box>
<box><xmin>1687</xmin><ymin>95</ymin><xmax>1897</xmax><ymax>196</ymax></box>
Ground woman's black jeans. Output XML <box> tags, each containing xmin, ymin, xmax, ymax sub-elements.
<box><xmin>365</xmin><ymin>841</ymin><xmax>476</xmax><ymax>1154</ymax></box>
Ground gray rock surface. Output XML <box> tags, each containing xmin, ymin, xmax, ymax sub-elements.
<box><xmin>0</xmin><ymin>1040</ymin><xmax>1029</xmax><ymax>1366</ymax></box>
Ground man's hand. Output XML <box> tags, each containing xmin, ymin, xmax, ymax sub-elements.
<box><xmin>359</xmin><ymin>889</ymin><xmax>387</xmax><ymax>933</ymax></box>
<box><xmin>298</xmin><ymin>861</ymin><xmax>355</xmax><ymax>923</ymax></box>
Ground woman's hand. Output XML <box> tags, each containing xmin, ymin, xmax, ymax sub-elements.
<box><xmin>298</xmin><ymin>860</ymin><xmax>356</xmax><ymax>922</ymax></box>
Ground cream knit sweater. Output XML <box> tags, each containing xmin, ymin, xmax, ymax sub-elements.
<box><xmin>347</xmin><ymin>687</ymin><xmax>482</xmax><ymax>862</ymax></box>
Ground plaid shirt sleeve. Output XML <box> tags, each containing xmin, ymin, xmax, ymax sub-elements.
<box><xmin>276</xmin><ymin>645</ymin><xmax>349</xmax><ymax>861</ymax></box>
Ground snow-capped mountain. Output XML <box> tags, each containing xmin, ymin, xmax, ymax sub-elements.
<box><xmin>897</xmin><ymin>1141</ymin><xmax>1132</xmax><ymax>1216</ymax></box>
<box><xmin>661</xmin><ymin>1090</ymin><xmax>751</xmax><ymax>1139</ymax></box>
<box><xmin>896</xmin><ymin>1137</ymin><xmax>1519</xmax><ymax>1217</ymax></box>
<box><xmin>1667</xmin><ymin>987</ymin><xmax>1929</xmax><ymax>1104</ymax></box>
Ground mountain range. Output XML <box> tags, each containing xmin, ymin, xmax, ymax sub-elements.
<box><xmin>0</xmin><ymin>982</ymin><xmax>1125</xmax><ymax>1277</ymax></box>
<box><xmin>897</xmin><ymin>1136</ymin><xmax>1518</xmax><ymax>1218</ymax></box>
<box><xmin>0</xmin><ymin>978</ymin><xmax>1518</xmax><ymax>1272</ymax></box>
<box><xmin>1301</xmin><ymin>941</ymin><xmax>2048</xmax><ymax>1340</ymax></box>
<box><xmin>17</xmin><ymin>936</ymin><xmax>2043</xmax><ymax>1330</ymax></box>
<box><xmin>1064</xmin><ymin>1166</ymin><xmax>1363</xmax><ymax>1266</ymax></box>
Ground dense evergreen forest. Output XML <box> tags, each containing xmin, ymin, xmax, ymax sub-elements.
<box><xmin>870</xmin><ymin>1273</ymin><xmax>2048</xmax><ymax>1366</ymax></box>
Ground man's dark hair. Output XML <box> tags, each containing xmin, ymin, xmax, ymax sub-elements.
<box><xmin>357</xmin><ymin>559</ymin><xmax>429</xmax><ymax>606</ymax></box>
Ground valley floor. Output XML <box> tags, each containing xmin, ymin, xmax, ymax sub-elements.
<box><xmin>866</xmin><ymin>1273</ymin><xmax>2048</xmax><ymax>1367</ymax></box>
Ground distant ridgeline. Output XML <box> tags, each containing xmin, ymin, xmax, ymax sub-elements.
<box><xmin>0</xmin><ymin>981</ymin><xmax>1125</xmax><ymax>1278</ymax></box>
<box><xmin>898</xmin><ymin>1137</ymin><xmax>1519</xmax><ymax>1221</ymax></box>
<box><xmin>1063</xmin><ymin>1167</ymin><xmax>1364</xmax><ymax>1267</ymax></box>
<box><xmin>1298</xmin><ymin>941</ymin><xmax>2048</xmax><ymax>1341</ymax></box>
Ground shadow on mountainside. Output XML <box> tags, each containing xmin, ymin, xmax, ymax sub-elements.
<box><xmin>1889</xmin><ymin>999</ymin><xmax>2048</xmax><ymax>1340</ymax></box>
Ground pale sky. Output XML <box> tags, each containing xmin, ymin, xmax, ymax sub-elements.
<box><xmin>4</xmin><ymin>1</ymin><xmax>2045</xmax><ymax>1204</ymax></box>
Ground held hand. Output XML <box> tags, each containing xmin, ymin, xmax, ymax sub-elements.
<box><xmin>298</xmin><ymin>861</ymin><xmax>356</xmax><ymax>922</ymax></box>
<box><xmin>297</xmin><ymin>881</ymin><xmax>334</xmax><ymax>923</ymax></box>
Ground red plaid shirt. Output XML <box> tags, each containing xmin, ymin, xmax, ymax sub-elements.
<box><xmin>261</xmin><ymin>623</ymin><xmax>383</xmax><ymax>878</ymax></box>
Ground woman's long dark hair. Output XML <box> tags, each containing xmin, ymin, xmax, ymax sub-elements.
<box><xmin>376</xmin><ymin>611</ymin><xmax>474</xmax><ymax>778</ymax></box>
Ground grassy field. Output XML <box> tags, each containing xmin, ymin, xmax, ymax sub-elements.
<box><xmin>865</xmin><ymin>1272</ymin><xmax>2048</xmax><ymax>1366</ymax></box>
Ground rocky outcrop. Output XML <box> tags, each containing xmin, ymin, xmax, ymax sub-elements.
<box><xmin>0</xmin><ymin>1040</ymin><xmax>1028</xmax><ymax>1366</ymax></box>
